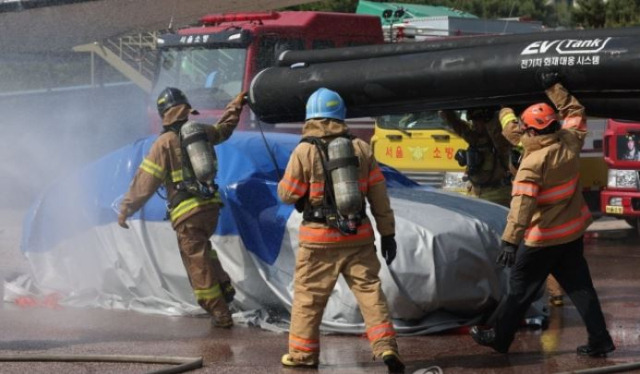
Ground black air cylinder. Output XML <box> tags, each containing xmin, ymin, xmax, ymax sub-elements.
<box><xmin>249</xmin><ymin>27</ymin><xmax>640</xmax><ymax>123</ymax></box>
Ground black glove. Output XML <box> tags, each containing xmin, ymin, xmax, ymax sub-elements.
<box><xmin>538</xmin><ymin>70</ymin><xmax>561</xmax><ymax>90</ymax></box>
<box><xmin>381</xmin><ymin>235</ymin><xmax>397</xmax><ymax>266</ymax></box>
<box><xmin>495</xmin><ymin>241</ymin><xmax>518</xmax><ymax>268</ymax></box>
<box><xmin>294</xmin><ymin>195</ymin><xmax>307</xmax><ymax>213</ymax></box>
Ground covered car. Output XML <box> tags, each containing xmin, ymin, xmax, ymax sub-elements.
<box><xmin>17</xmin><ymin>131</ymin><xmax>544</xmax><ymax>334</ymax></box>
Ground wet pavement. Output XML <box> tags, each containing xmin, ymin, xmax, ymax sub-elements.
<box><xmin>1</xmin><ymin>224</ymin><xmax>639</xmax><ymax>373</ymax></box>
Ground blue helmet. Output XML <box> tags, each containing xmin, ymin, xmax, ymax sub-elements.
<box><xmin>305</xmin><ymin>88</ymin><xmax>346</xmax><ymax>121</ymax></box>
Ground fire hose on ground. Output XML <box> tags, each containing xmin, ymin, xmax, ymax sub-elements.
<box><xmin>0</xmin><ymin>354</ymin><xmax>203</xmax><ymax>374</ymax></box>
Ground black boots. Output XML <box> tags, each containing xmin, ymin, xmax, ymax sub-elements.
<box><xmin>469</xmin><ymin>326</ymin><xmax>508</xmax><ymax>354</ymax></box>
<box><xmin>470</xmin><ymin>326</ymin><xmax>615</xmax><ymax>358</ymax></box>
<box><xmin>381</xmin><ymin>351</ymin><xmax>405</xmax><ymax>373</ymax></box>
<box><xmin>577</xmin><ymin>338</ymin><xmax>616</xmax><ymax>357</ymax></box>
<box><xmin>221</xmin><ymin>281</ymin><xmax>236</xmax><ymax>304</ymax></box>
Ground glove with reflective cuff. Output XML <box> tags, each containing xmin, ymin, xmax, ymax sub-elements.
<box><xmin>381</xmin><ymin>234</ymin><xmax>397</xmax><ymax>265</ymax></box>
<box><xmin>496</xmin><ymin>240</ymin><xmax>518</xmax><ymax>268</ymax></box>
<box><xmin>499</xmin><ymin>108</ymin><xmax>517</xmax><ymax>129</ymax></box>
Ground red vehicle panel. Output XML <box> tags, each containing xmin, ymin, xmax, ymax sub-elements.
<box><xmin>149</xmin><ymin>11</ymin><xmax>383</xmax><ymax>139</ymax></box>
<box><xmin>600</xmin><ymin>119</ymin><xmax>640</xmax><ymax>233</ymax></box>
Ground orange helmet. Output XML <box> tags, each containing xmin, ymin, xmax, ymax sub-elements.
<box><xmin>520</xmin><ymin>103</ymin><xmax>558</xmax><ymax>130</ymax></box>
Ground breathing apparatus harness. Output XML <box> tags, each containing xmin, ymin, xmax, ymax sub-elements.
<box><xmin>162</xmin><ymin>121</ymin><xmax>218</xmax><ymax>211</ymax></box>
<box><xmin>455</xmin><ymin>126</ymin><xmax>511</xmax><ymax>188</ymax></box>
<box><xmin>299</xmin><ymin>134</ymin><xmax>365</xmax><ymax>235</ymax></box>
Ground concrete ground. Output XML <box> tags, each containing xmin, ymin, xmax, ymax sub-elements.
<box><xmin>1</xmin><ymin>211</ymin><xmax>639</xmax><ymax>373</ymax></box>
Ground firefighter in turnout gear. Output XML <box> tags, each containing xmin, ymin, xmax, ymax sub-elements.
<box><xmin>494</xmin><ymin>101</ymin><xmax>565</xmax><ymax>308</ymax></box>
<box><xmin>118</xmin><ymin>87</ymin><xmax>246</xmax><ymax>328</ymax></box>
<box><xmin>278</xmin><ymin>88</ymin><xmax>404</xmax><ymax>373</ymax></box>
<box><xmin>440</xmin><ymin>107</ymin><xmax>513</xmax><ymax>207</ymax></box>
<box><xmin>470</xmin><ymin>73</ymin><xmax>615</xmax><ymax>357</ymax></box>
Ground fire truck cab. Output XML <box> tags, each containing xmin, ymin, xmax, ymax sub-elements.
<box><xmin>601</xmin><ymin>119</ymin><xmax>640</xmax><ymax>235</ymax></box>
<box><xmin>151</xmin><ymin>11</ymin><xmax>383</xmax><ymax>135</ymax></box>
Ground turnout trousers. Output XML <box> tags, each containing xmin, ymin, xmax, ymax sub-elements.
<box><xmin>175</xmin><ymin>207</ymin><xmax>231</xmax><ymax>319</ymax></box>
<box><xmin>288</xmin><ymin>243</ymin><xmax>398</xmax><ymax>365</ymax></box>
<box><xmin>493</xmin><ymin>236</ymin><xmax>611</xmax><ymax>351</ymax></box>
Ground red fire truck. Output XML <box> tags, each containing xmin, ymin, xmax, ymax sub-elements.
<box><xmin>601</xmin><ymin>119</ymin><xmax>640</xmax><ymax>235</ymax></box>
<box><xmin>150</xmin><ymin>11</ymin><xmax>383</xmax><ymax>138</ymax></box>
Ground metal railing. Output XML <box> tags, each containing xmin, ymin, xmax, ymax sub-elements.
<box><xmin>100</xmin><ymin>32</ymin><xmax>158</xmax><ymax>81</ymax></box>
<box><xmin>73</xmin><ymin>31</ymin><xmax>159</xmax><ymax>92</ymax></box>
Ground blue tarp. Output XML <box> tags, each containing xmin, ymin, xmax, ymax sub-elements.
<box><xmin>19</xmin><ymin>131</ymin><xmax>544</xmax><ymax>334</ymax></box>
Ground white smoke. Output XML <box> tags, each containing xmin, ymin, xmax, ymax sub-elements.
<box><xmin>0</xmin><ymin>84</ymin><xmax>150</xmax><ymax>208</ymax></box>
<box><xmin>0</xmin><ymin>65</ymin><xmax>151</xmax><ymax>282</ymax></box>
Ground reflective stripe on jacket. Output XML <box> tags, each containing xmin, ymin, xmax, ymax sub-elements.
<box><xmin>502</xmin><ymin>83</ymin><xmax>592</xmax><ymax>247</ymax></box>
<box><xmin>120</xmin><ymin>100</ymin><xmax>242</xmax><ymax>228</ymax></box>
<box><xmin>277</xmin><ymin>119</ymin><xmax>395</xmax><ymax>249</ymax></box>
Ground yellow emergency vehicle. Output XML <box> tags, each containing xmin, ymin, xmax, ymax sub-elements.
<box><xmin>371</xmin><ymin>111</ymin><xmax>608</xmax><ymax>214</ymax></box>
<box><xmin>371</xmin><ymin>110</ymin><xmax>467</xmax><ymax>192</ymax></box>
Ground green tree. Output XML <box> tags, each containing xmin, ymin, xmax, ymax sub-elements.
<box><xmin>551</xmin><ymin>1</ymin><xmax>574</xmax><ymax>28</ymax></box>
<box><xmin>574</xmin><ymin>0</ymin><xmax>606</xmax><ymax>27</ymax></box>
<box><xmin>285</xmin><ymin>0</ymin><xmax>359</xmax><ymax>12</ymax></box>
<box><xmin>604</xmin><ymin>0</ymin><xmax>640</xmax><ymax>27</ymax></box>
<box><xmin>286</xmin><ymin>0</ymin><xmax>574</xmax><ymax>28</ymax></box>
<box><xmin>398</xmin><ymin>0</ymin><xmax>552</xmax><ymax>22</ymax></box>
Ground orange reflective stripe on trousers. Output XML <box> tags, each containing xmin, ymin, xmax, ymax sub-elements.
<box><xmin>289</xmin><ymin>334</ymin><xmax>320</xmax><ymax>352</ymax></box>
<box><xmin>366</xmin><ymin>322</ymin><xmax>396</xmax><ymax>342</ymax></box>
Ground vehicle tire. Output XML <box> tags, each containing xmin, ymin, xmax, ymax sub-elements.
<box><xmin>624</xmin><ymin>217</ymin><xmax>640</xmax><ymax>237</ymax></box>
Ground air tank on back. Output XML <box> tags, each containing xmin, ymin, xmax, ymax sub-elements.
<box><xmin>327</xmin><ymin>137</ymin><xmax>362</xmax><ymax>217</ymax></box>
<box><xmin>180</xmin><ymin>121</ymin><xmax>216</xmax><ymax>183</ymax></box>
<box><xmin>249</xmin><ymin>26</ymin><xmax>640</xmax><ymax>123</ymax></box>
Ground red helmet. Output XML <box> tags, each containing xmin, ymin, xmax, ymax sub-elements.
<box><xmin>520</xmin><ymin>103</ymin><xmax>558</xmax><ymax>130</ymax></box>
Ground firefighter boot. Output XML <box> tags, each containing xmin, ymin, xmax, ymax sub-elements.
<box><xmin>220</xmin><ymin>281</ymin><xmax>236</xmax><ymax>304</ymax></box>
<box><xmin>211</xmin><ymin>310</ymin><xmax>233</xmax><ymax>329</ymax></box>
<box><xmin>281</xmin><ymin>354</ymin><xmax>318</xmax><ymax>368</ymax></box>
<box><xmin>470</xmin><ymin>326</ymin><xmax>508</xmax><ymax>354</ymax></box>
<box><xmin>382</xmin><ymin>351</ymin><xmax>405</xmax><ymax>373</ymax></box>
<box><xmin>549</xmin><ymin>295</ymin><xmax>564</xmax><ymax>307</ymax></box>
<box><xmin>577</xmin><ymin>337</ymin><xmax>616</xmax><ymax>357</ymax></box>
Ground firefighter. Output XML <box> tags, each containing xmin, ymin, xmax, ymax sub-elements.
<box><xmin>621</xmin><ymin>134</ymin><xmax>640</xmax><ymax>161</ymax></box>
<box><xmin>470</xmin><ymin>73</ymin><xmax>615</xmax><ymax>357</ymax></box>
<box><xmin>278</xmin><ymin>88</ymin><xmax>404</xmax><ymax>373</ymax></box>
<box><xmin>497</xmin><ymin>105</ymin><xmax>565</xmax><ymax>308</ymax></box>
<box><xmin>443</xmin><ymin>106</ymin><xmax>565</xmax><ymax>306</ymax></box>
<box><xmin>439</xmin><ymin>107</ymin><xmax>513</xmax><ymax>207</ymax></box>
<box><xmin>118</xmin><ymin>87</ymin><xmax>246</xmax><ymax>328</ymax></box>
